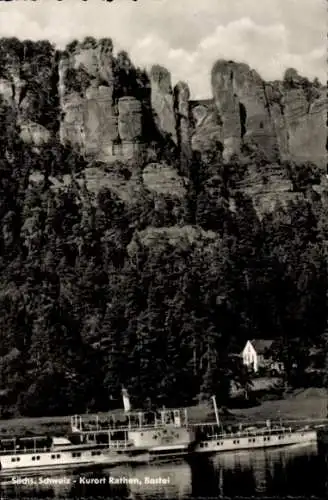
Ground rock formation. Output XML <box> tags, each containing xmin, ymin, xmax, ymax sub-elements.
<box><xmin>207</xmin><ymin>60</ymin><xmax>326</xmax><ymax>166</ymax></box>
<box><xmin>84</xmin><ymin>82</ymin><xmax>118</xmax><ymax>160</ymax></box>
<box><xmin>117</xmin><ymin>96</ymin><xmax>143</xmax><ymax>160</ymax></box>
<box><xmin>142</xmin><ymin>162</ymin><xmax>187</xmax><ymax>198</ymax></box>
<box><xmin>150</xmin><ymin>65</ymin><xmax>177</xmax><ymax>145</ymax></box>
<box><xmin>190</xmin><ymin>100</ymin><xmax>223</xmax><ymax>155</ymax></box>
<box><xmin>210</xmin><ymin>61</ymin><xmax>242</xmax><ymax>160</ymax></box>
<box><xmin>0</xmin><ymin>38</ymin><xmax>325</xmax><ymax>170</ymax></box>
<box><xmin>58</xmin><ymin>40</ymin><xmax>118</xmax><ymax>160</ymax></box>
<box><xmin>174</xmin><ymin>81</ymin><xmax>192</xmax><ymax>172</ymax></box>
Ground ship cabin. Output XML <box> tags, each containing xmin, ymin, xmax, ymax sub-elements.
<box><xmin>71</xmin><ymin>407</ymin><xmax>189</xmax><ymax>434</ymax></box>
<box><xmin>0</xmin><ymin>435</ymin><xmax>52</xmax><ymax>454</ymax></box>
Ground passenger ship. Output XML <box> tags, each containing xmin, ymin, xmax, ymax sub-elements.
<box><xmin>0</xmin><ymin>390</ymin><xmax>195</xmax><ymax>474</ymax></box>
<box><xmin>192</xmin><ymin>396</ymin><xmax>317</xmax><ymax>454</ymax></box>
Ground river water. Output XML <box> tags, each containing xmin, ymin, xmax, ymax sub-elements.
<box><xmin>1</xmin><ymin>443</ymin><xmax>326</xmax><ymax>499</ymax></box>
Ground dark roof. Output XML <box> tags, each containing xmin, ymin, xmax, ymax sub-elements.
<box><xmin>250</xmin><ymin>339</ymin><xmax>274</xmax><ymax>354</ymax></box>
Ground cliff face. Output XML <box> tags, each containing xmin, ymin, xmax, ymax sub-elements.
<box><xmin>59</xmin><ymin>40</ymin><xmax>119</xmax><ymax>161</ymax></box>
<box><xmin>194</xmin><ymin>61</ymin><xmax>327</xmax><ymax>166</ymax></box>
<box><xmin>0</xmin><ymin>38</ymin><xmax>326</xmax><ymax>222</ymax></box>
<box><xmin>0</xmin><ymin>40</ymin><xmax>57</xmax><ymax>146</ymax></box>
<box><xmin>150</xmin><ymin>65</ymin><xmax>177</xmax><ymax>145</ymax></box>
<box><xmin>0</xmin><ymin>39</ymin><xmax>325</xmax><ymax>170</ymax></box>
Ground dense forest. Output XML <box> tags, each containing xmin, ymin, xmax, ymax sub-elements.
<box><xmin>0</xmin><ymin>37</ymin><xmax>327</xmax><ymax>418</ymax></box>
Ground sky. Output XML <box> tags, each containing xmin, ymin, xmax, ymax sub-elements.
<box><xmin>0</xmin><ymin>0</ymin><xmax>325</xmax><ymax>98</ymax></box>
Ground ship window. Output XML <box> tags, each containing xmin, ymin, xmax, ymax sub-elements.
<box><xmin>248</xmin><ymin>438</ymin><xmax>252</xmax><ymax>443</ymax></box>
<box><xmin>205</xmin><ymin>442</ymin><xmax>208</xmax><ymax>447</ymax></box>
<box><xmin>267</xmin><ymin>437</ymin><xmax>270</xmax><ymax>441</ymax></box>
<box><xmin>32</xmin><ymin>456</ymin><xmax>35</xmax><ymax>461</ymax></box>
<box><xmin>51</xmin><ymin>454</ymin><xmax>56</xmax><ymax>459</ymax></box>
<box><xmin>17</xmin><ymin>457</ymin><xmax>20</xmax><ymax>461</ymax></box>
<box><xmin>200</xmin><ymin>443</ymin><xmax>204</xmax><ymax>448</ymax></box>
<box><xmin>56</xmin><ymin>454</ymin><xmax>61</xmax><ymax>458</ymax></box>
<box><xmin>217</xmin><ymin>442</ymin><xmax>221</xmax><ymax>446</ymax></box>
<box><xmin>36</xmin><ymin>456</ymin><xmax>40</xmax><ymax>460</ymax></box>
<box><xmin>11</xmin><ymin>458</ymin><xmax>16</xmax><ymax>462</ymax></box>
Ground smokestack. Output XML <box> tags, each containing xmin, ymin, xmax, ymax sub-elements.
<box><xmin>122</xmin><ymin>387</ymin><xmax>131</xmax><ymax>412</ymax></box>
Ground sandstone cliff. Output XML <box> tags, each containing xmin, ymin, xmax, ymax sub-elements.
<box><xmin>0</xmin><ymin>38</ymin><xmax>325</xmax><ymax>170</ymax></box>
<box><xmin>0</xmin><ymin>38</ymin><xmax>326</xmax><ymax>220</ymax></box>
<box><xmin>195</xmin><ymin>61</ymin><xmax>327</xmax><ymax>167</ymax></box>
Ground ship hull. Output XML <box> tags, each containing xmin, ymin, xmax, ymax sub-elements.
<box><xmin>0</xmin><ymin>448</ymin><xmax>140</xmax><ymax>475</ymax></box>
<box><xmin>193</xmin><ymin>430</ymin><xmax>317</xmax><ymax>454</ymax></box>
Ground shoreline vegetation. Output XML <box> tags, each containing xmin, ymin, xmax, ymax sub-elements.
<box><xmin>0</xmin><ymin>388</ymin><xmax>326</xmax><ymax>438</ymax></box>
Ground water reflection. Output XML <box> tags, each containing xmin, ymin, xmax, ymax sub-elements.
<box><xmin>0</xmin><ymin>443</ymin><xmax>325</xmax><ymax>499</ymax></box>
<box><xmin>209</xmin><ymin>442</ymin><xmax>325</xmax><ymax>498</ymax></box>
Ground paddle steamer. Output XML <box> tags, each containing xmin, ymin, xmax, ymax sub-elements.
<box><xmin>0</xmin><ymin>392</ymin><xmax>318</xmax><ymax>473</ymax></box>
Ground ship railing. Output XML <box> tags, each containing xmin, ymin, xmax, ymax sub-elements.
<box><xmin>202</xmin><ymin>427</ymin><xmax>295</xmax><ymax>441</ymax></box>
<box><xmin>75</xmin><ymin>422</ymin><xmax>185</xmax><ymax>433</ymax></box>
<box><xmin>0</xmin><ymin>447</ymin><xmax>52</xmax><ymax>455</ymax></box>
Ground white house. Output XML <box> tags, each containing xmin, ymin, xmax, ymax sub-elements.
<box><xmin>242</xmin><ymin>339</ymin><xmax>275</xmax><ymax>373</ymax></box>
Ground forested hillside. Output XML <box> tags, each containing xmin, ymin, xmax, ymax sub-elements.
<box><xmin>0</xmin><ymin>37</ymin><xmax>327</xmax><ymax>417</ymax></box>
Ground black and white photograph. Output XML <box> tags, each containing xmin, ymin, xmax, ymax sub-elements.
<box><xmin>0</xmin><ymin>0</ymin><xmax>327</xmax><ymax>498</ymax></box>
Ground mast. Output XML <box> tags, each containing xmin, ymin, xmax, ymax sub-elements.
<box><xmin>212</xmin><ymin>395</ymin><xmax>220</xmax><ymax>427</ymax></box>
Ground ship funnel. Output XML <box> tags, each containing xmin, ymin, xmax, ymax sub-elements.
<box><xmin>122</xmin><ymin>387</ymin><xmax>131</xmax><ymax>412</ymax></box>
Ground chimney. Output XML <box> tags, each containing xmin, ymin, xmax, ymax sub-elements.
<box><xmin>122</xmin><ymin>387</ymin><xmax>131</xmax><ymax>412</ymax></box>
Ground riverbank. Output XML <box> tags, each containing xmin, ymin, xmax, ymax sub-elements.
<box><xmin>0</xmin><ymin>388</ymin><xmax>326</xmax><ymax>437</ymax></box>
<box><xmin>186</xmin><ymin>388</ymin><xmax>328</xmax><ymax>425</ymax></box>
<box><xmin>233</xmin><ymin>387</ymin><xmax>328</xmax><ymax>423</ymax></box>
